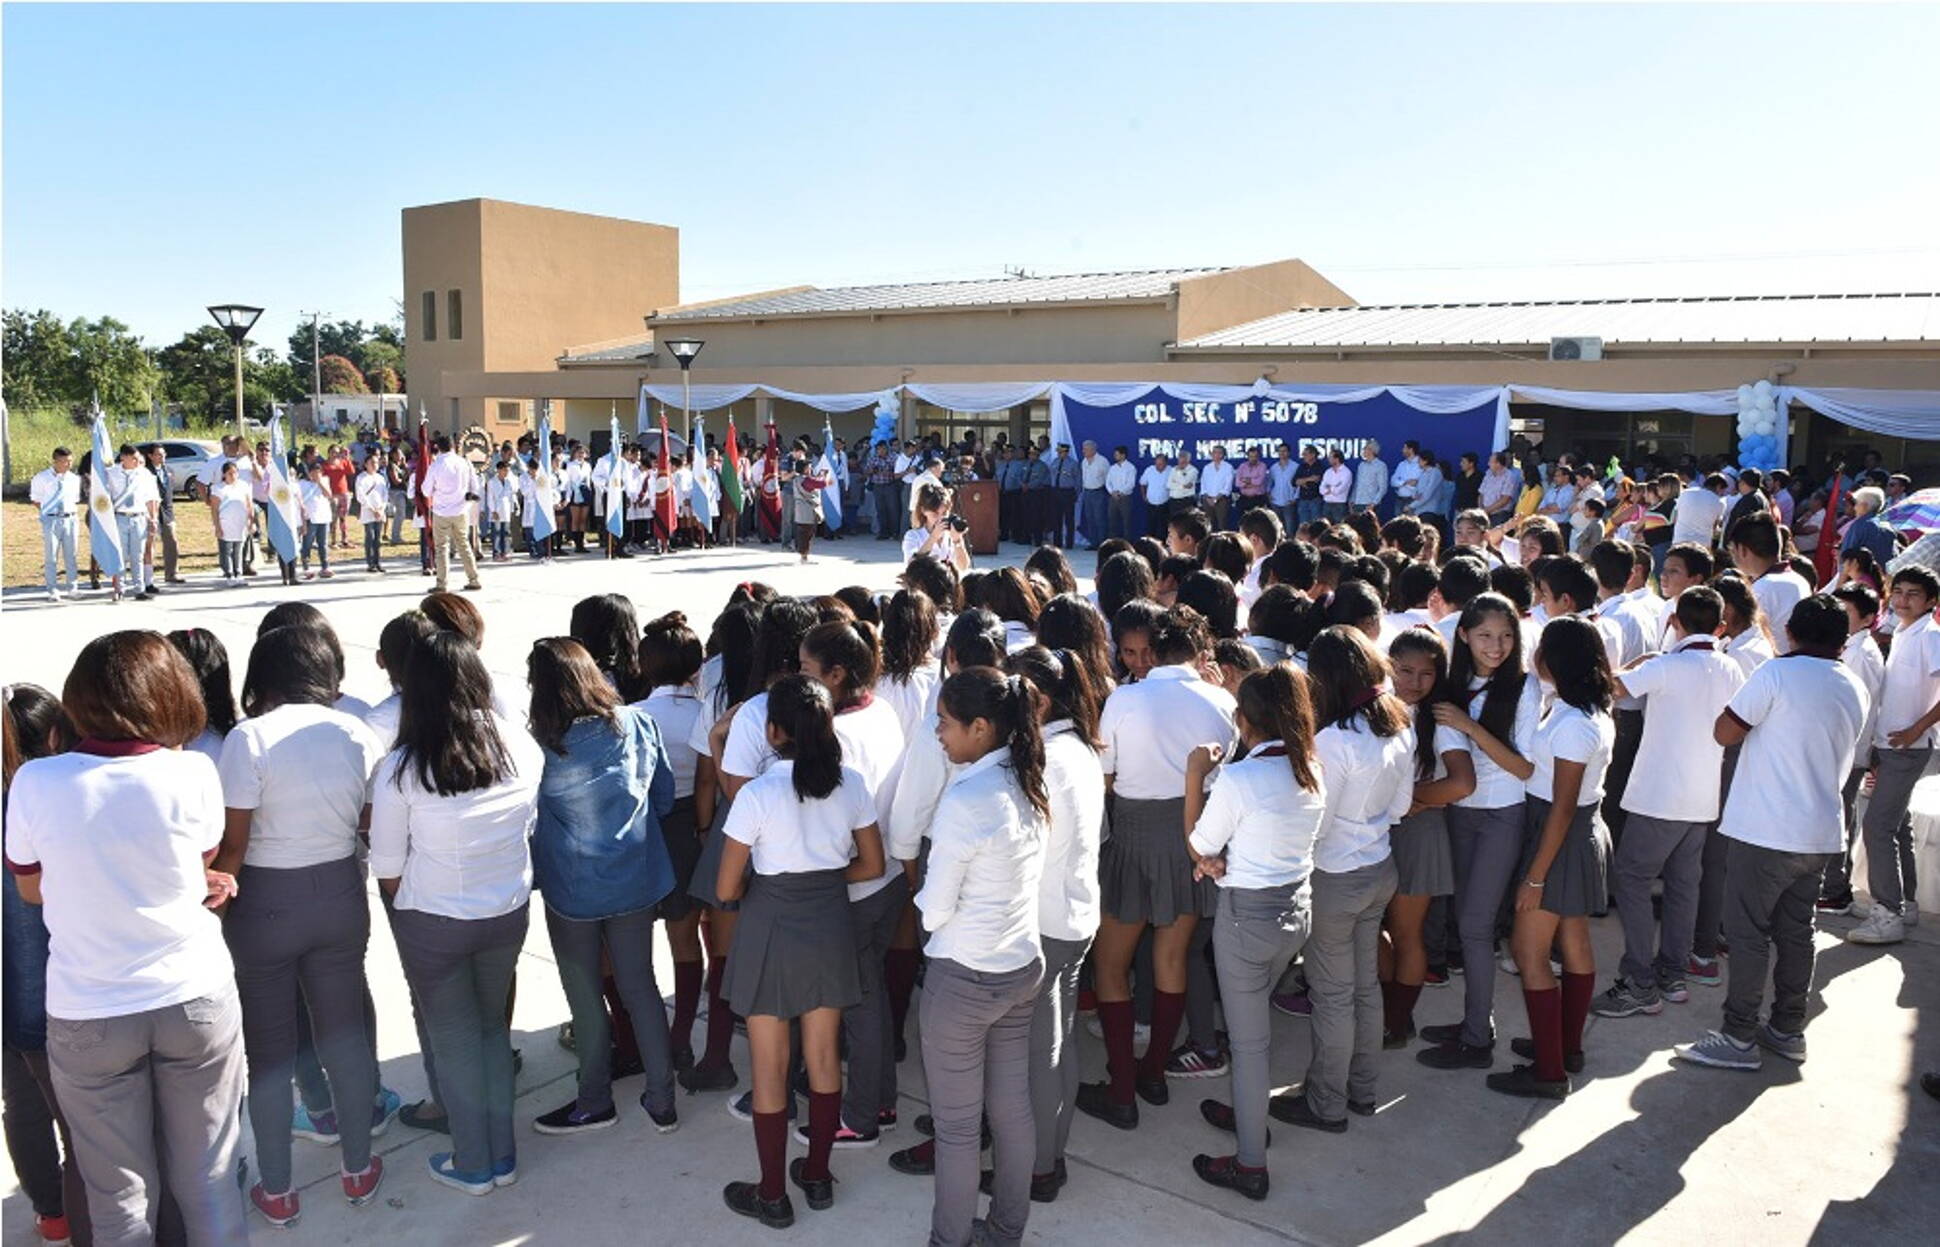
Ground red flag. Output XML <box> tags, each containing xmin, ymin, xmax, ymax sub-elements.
<box><xmin>758</xmin><ymin>420</ymin><xmax>783</xmax><ymax>541</ymax></box>
<box><xmin>413</xmin><ymin>416</ymin><xmax>431</xmax><ymax>521</ymax></box>
<box><xmin>655</xmin><ymin>409</ymin><xmax>677</xmax><ymax>541</ymax></box>
<box><xmin>721</xmin><ymin>415</ymin><xmax>746</xmax><ymax>515</ymax></box>
<box><xmin>1814</xmin><ymin>465</ymin><xmax>1846</xmax><ymax>587</ymax></box>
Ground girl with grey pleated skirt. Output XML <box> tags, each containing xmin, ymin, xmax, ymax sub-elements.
<box><xmin>1379</xmin><ymin>628</ymin><xmax>1473</xmax><ymax>1049</ymax></box>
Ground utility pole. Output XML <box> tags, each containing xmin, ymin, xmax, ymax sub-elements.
<box><xmin>302</xmin><ymin>311</ymin><xmax>324</xmax><ymax>432</ymax></box>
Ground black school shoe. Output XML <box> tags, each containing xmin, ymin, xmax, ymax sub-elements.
<box><xmin>788</xmin><ymin>1158</ymin><xmax>834</xmax><ymax>1211</ymax></box>
<box><xmin>1192</xmin><ymin>1153</ymin><xmax>1269</xmax><ymax>1202</ymax></box>
<box><xmin>1199</xmin><ymin>1099</ymin><xmax>1270</xmax><ymax>1146</ymax></box>
<box><xmin>1266</xmin><ymin>1092</ymin><xmax>1346</xmax><ymax>1134</ymax></box>
<box><xmin>1417</xmin><ymin>1039</ymin><xmax>1495</xmax><ymax>1070</ymax></box>
<box><xmin>1509</xmin><ymin>1037</ymin><xmax>1585</xmax><ymax>1074</ymax></box>
<box><xmin>913</xmin><ymin>1114</ymin><xmax>991</xmax><ymax>1148</ymax></box>
<box><xmin>678</xmin><ymin>1061</ymin><xmax>738</xmax><ymax>1093</ymax></box>
<box><xmin>1074</xmin><ymin>1082</ymin><xmax>1138</xmax><ymax>1131</ymax></box>
<box><xmin>1486</xmin><ymin>1064</ymin><xmax>1570</xmax><ymax>1101</ymax></box>
<box><xmin>1135</xmin><ymin>1073</ymin><xmax>1170</xmax><ymax>1107</ymax></box>
<box><xmin>1383</xmin><ymin>1020</ymin><xmax>1417</xmax><ymax>1049</ymax></box>
<box><xmin>888</xmin><ymin>1140</ymin><xmax>934</xmax><ymax>1176</ymax></box>
<box><xmin>723</xmin><ymin>1181</ymin><xmax>794</xmax><ymax>1228</ymax></box>
<box><xmin>978</xmin><ymin>1165</ymin><xmax>1064</xmax><ymax>1204</ymax></box>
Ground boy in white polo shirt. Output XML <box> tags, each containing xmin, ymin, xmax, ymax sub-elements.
<box><xmin>1595</xmin><ymin>587</ymin><xmax>1744</xmax><ymax>1018</ymax></box>
<box><xmin>1847</xmin><ymin>565</ymin><xmax>1940</xmax><ymax>944</ymax></box>
<box><xmin>1819</xmin><ymin>584</ymin><xmax>1886</xmax><ymax>915</ymax></box>
<box><xmin>1675</xmin><ymin>595</ymin><xmax>1869</xmax><ymax>1071</ymax></box>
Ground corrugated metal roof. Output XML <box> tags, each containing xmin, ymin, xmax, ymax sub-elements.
<box><xmin>1175</xmin><ymin>293</ymin><xmax>1940</xmax><ymax>349</ymax></box>
<box><xmin>558</xmin><ymin>334</ymin><xmax>654</xmax><ymax>364</ymax></box>
<box><xmin>651</xmin><ymin>268</ymin><xmax>1229</xmax><ymax>322</ymax></box>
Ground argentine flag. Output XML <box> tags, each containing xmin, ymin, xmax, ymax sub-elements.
<box><xmin>605</xmin><ymin>413</ymin><xmax>626</xmax><ymax>541</ymax></box>
<box><xmin>689</xmin><ymin>416</ymin><xmax>715</xmax><ymax>530</ymax></box>
<box><xmin>817</xmin><ymin>418</ymin><xmax>843</xmax><ymax>532</ymax></box>
<box><xmin>531</xmin><ymin>411</ymin><xmax>558</xmax><ymax>544</ymax></box>
<box><xmin>264</xmin><ymin>418</ymin><xmax>302</xmax><ymax>565</ymax></box>
<box><xmin>86</xmin><ymin>409</ymin><xmax>125</xmax><ymax>578</ymax></box>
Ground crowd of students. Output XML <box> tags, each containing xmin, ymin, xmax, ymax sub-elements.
<box><xmin>6</xmin><ymin>434</ymin><xmax>1938</xmax><ymax>1246</ymax></box>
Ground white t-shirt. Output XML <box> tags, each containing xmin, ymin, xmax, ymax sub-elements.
<box><xmin>1099</xmin><ymin>664</ymin><xmax>1237</xmax><ymax>801</ymax></box>
<box><xmin>367</xmin><ymin>715</ymin><xmax>543</xmax><ymax>919</ymax></box>
<box><xmin>298</xmin><ymin>479</ymin><xmax>334</xmax><ymax>524</ymax></box>
<box><xmin>1719</xmin><ymin>656</ymin><xmax>1869</xmax><ymax>853</ymax></box>
<box><xmin>902</xmin><ymin>527</ymin><xmax>963</xmax><ymax>566</ymax></box>
<box><xmin>636</xmin><ymin>686</ymin><xmax>703</xmax><ymax>799</ymax></box>
<box><xmin>1671</xmin><ymin>488</ymin><xmax>1726</xmax><ymax>545</ymax></box>
<box><xmin>1526</xmin><ymin>702</ymin><xmax>1616</xmax><ymax>806</ymax></box>
<box><xmin>1314</xmin><ymin>720</ymin><xmax>1413</xmax><ymax>873</ymax></box>
<box><xmin>1455</xmin><ymin>673</ymin><xmax>1543</xmax><ymax>810</ymax></box>
<box><xmin>214</xmin><ymin>480</ymin><xmax>254</xmax><ymax>541</ymax></box>
<box><xmin>1725</xmin><ymin>627</ymin><xmax>1775</xmax><ymax>679</ymax></box>
<box><xmin>723</xmin><ymin>761</ymin><xmax>875</xmax><ymax>876</ymax></box>
<box><xmin>1188</xmin><ymin>739</ymin><xmax>1324</xmax><ymax>891</ymax></box>
<box><xmin>5</xmin><ymin>749</ymin><xmax>234</xmax><ymax>1019</ymax></box>
<box><xmin>1140</xmin><ymin>465</ymin><xmax>1169</xmax><ymax>507</ymax></box>
<box><xmin>218</xmin><ymin>704</ymin><xmax>385</xmax><ymax>868</ymax></box>
<box><xmin>1876</xmin><ymin>611</ymin><xmax>1940</xmax><ymax>749</ymax></box>
<box><xmin>1618</xmin><ymin>637</ymin><xmax>1746</xmax><ymax>822</ymax></box>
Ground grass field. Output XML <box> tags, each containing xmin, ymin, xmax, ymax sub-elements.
<box><xmin>3</xmin><ymin>498</ymin><xmax>228</xmax><ymax>589</ymax></box>
<box><xmin>4</xmin><ymin>406</ymin><xmax>236</xmax><ymax>493</ymax></box>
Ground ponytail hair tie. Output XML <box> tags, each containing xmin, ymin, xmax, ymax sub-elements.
<box><xmin>1052</xmin><ymin>648</ymin><xmax>1077</xmax><ymax>681</ymax></box>
<box><xmin>1005</xmin><ymin>672</ymin><xmax>1026</xmax><ymax>703</ymax></box>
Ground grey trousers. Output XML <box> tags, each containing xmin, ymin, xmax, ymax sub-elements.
<box><xmin>1720</xmin><ymin>839</ymin><xmax>1829</xmax><ymax>1043</ymax></box>
<box><xmin>393</xmin><ymin>903</ymin><xmax>528</xmax><ymax>1175</ymax></box>
<box><xmin>1212</xmin><ymin>884</ymin><xmax>1311</xmax><ymax>1168</ymax></box>
<box><xmin>1613</xmin><ymin>815</ymin><xmax>1706</xmax><ymax>988</ymax></box>
<box><xmin>1697</xmin><ymin>744</ymin><xmax>1742</xmax><ymax>959</ymax></box>
<box><xmin>1861</xmin><ymin>746</ymin><xmax>1928</xmax><ymax>913</ymax></box>
<box><xmin>1303</xmin><ymin>859</ymin><xmax>1397</xmax><ymax>1122</ymax></box>
<box><xmin>843</xmin><ymin>874</ymin><xmax>911</xmax><ymax>1130</ymax></box>
<box><xmin>1028</xmin><ymin>934</ymin><xmax>1092</xmax><ymax>1175</ymax></box>
<box><xmin>1447</xmin><ymin>804</ymin><xmax>1524</xmax><ymax>1047</ymax></box>
<box><xmin>1821</xmin><ymin>767</ymin><xmax>1869</xmax><ymax>899</ymax></box>
<box><xmin>46</xmin><ymin>988</ymin><xmax>249</xmax><ymax>1247</ymax></box>
<box><xmin>544</xmin><ymin>905</ymin><xmax>674</xmax><ymax>1116</ymax></box>
<box><xmin>225</xmin><ymin>857</ymin><xmax>375</xmax><ymax>1192</ymax></box>
<box><xmin>920</xmin><ymin>955</ymin><xmax>1043</xmax><ymax>1247</ymax></box>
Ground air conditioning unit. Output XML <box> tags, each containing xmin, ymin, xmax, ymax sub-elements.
<box><xmin>1549</xmin><ymin>336</ymin><xmax>1604</xmax><ymax>362</ymax></box>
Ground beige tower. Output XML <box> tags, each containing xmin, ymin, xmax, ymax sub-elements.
<box><xmin>402</xmin><ymin>198</ymin><xmax>679</xmax><ymax>434</ymax></box>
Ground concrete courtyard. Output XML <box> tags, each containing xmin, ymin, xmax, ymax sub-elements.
<box><xmin>1</xmin><ymin>536</ymin><xmax>1935</xmax><ymax>1246</ymax></box>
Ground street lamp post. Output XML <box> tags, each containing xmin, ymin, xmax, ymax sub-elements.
<box><xmin>663</xmin><ymin>338</ymin><xmax>704</xmax><ymax>456</ymax></box>
<box><xmin>208</xmin><ymin>304</ymin><xmax>264</xmax><ymax>439</ymax></box>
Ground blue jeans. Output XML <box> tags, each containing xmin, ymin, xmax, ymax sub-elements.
<box><xmin>301</xmin><ymin>521</ymin><xmax>328</xmax><ymax>572</ymax></box>
<box><xmin>363</xmin><ymin>521</ymin><xmax>384</xmax><ymax>569</ymax></box>
<box><xmin>39</xmin><ymin>515</ymin><xmax>76</xmax><ymax>592</ymax></box>
<box><xmin>1296</xmin><ymin>499</ymin><xmax>1322</xmax><ymax>528</ymax></box>
<box><xmin>1081</xmin><ymin>488</ymin><xmax>1108</xmax><ymax>547</ymax></box>
<box><xmin>487</xmin><ymin>520</ymin><xmax>509</xmax><ymax>559</ymax></box>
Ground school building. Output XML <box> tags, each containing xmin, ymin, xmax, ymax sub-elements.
<box><xmin>402</xmin><ymin>198</ymin><xmax>1940</xmax><ymax>469</ymax></box>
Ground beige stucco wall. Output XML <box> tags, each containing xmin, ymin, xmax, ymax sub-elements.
<box><xmin>1173</xmin><ymin>261</ymin><xmax>1358</xmax><ymax>343</ymax></box>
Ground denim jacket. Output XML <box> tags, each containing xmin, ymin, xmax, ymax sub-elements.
<box><xmin>531</xmin><ymin>706</ymin><xmax>677</xmax><ymax>922</ymax></box>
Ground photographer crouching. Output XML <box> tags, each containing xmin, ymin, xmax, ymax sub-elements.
<box><xmin>903</xmin><ymin>482</ymin><xmax>972</xmax><ymax>572</ymax></box>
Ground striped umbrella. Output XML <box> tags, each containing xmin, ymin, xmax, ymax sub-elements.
<box><xmin>1880</xmin><ymin>488</ymin><xmax>1940</xmax><ymax>533</ymax></box>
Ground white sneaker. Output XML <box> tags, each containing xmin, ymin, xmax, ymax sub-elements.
<box><xmin>1846</xmin><ymin>908</ymin><xmax>1905</xmax><ymax>945</ymax></box>
<box><xmin>1499</xmin><ymin>952</ymin><xmax>1520</xmax><ymax>976</ymax></box>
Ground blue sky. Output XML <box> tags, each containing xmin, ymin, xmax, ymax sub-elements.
<box><xmin>5</xmin><ymin>2</ymin><xmax>1937</xmax><ymax>351</ymax></box>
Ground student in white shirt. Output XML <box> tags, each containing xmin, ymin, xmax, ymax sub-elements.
<box><xmin>1380</xmin><ymin>629</ymin><xmax>1476</xmax><ymax>1047</ymax></box>
<box><xmin>1587</xmin><ymin>540</ymin><xmax>1655</xmax><ymax>842</ymax></box>
<box><xmin>1671</xmin><ymin>473</ymin><xmax>1728</xmax><ymax>547</ymax></box>
<box><xmin>1002</xmin><ymin>647</ymin><xmax>1105</xmax><ymax>1200</ymax></box>
<box><xmin>107</xmin><ymin>443</ymin><xmax>161</xmax><ymax>600</ymax></box>
<box><xmin>903</xmin><ymin>482</ymin><xmax>970</xmax><ymax>572</ymax></box>
<box><xmin>211</xmin><ymin>461</ymin><xmax>257</xmax><ymax>584</ymax></box>
<box><xmin>714</xmin><ymin>676</ymin><xmax>884</xmax><ymax>1228</ymax></box>
<box><xmin>1597</xmin><ymin>587</ymin><xmax>1744</xmax><ymax>1020</ymax></box>
<box><xmin>1078</xmin><ymin>606</ymin><xmax>1236</xmax><ymax>1131</ymax></box>
<box><xmin>1493</xmin><ymin>616</ymin><xmax>1617</xmax><ymax>1100</ymax></box>
<box><xmin>214</xmin><ymin>625</ymin><xmax>387</xmax><ymax>1222</ymax></box>
<box><xmin>1181</xmin><ymin>665</ymin><xmax>1324</xmax><ymax>1201</ymax></box>
<box><xmin>1421</xmin><ymin>593</ymin><xmax>1543</xmax><ymax>1071</ymax></box>
<box><xmin>562</xmin><ymin>444</ymin><xmax>594</xmax><ymax>553</ymax></box>
<box><xmin>29</xmin><ymin>446</ymin><xmax>81</xmax><ymax>599</ymax></box>
<box><xmin>1730</xmin><ymin>514</ymin><xmax>1810</xmax><ymax>654</ymax></box>
<box><xmin>356</xmin><ymin>453</ymin><xmax>390</xmax><ymax>573</ymax></box>
<box><xmin>297</xmin><ymin>462</ymin><xmax>335</xmax><ymax>580</ymax></box>
<box><xmin>483</xmin><ymin>462</ymin><xmax>519</xmax><ymax>562</ymax></box>
<box><xmin>1282</xmin><ymin>627</ymin><xmax>1412</xmax><ymax>1130</ymax></box>
<box><xmin>4</xmin><ymin>633</ymin><xmax>251</xmax><ymax>1244</ymax></box>
<box><xmin>1676</xmin><ymin>596</ymin><xmax>1868</xmax><ymax>1072</ymax></box>
<box><xmin>1849</xmin><ymin>565</ymin><xmax>1940</xmax><ymax>944</ymax></box>
<box><xmin>369</xmin><ymin>632</ymin><xmax>543</xmax><ymax>1196</ymax></box>
<box><xmin>1820</xmin><ymin>584</ymin><xmax>1887</xmax><ymax>913</ymax></box>
<box><xmin>1236</xmin><ymin>508</ymin><xmax>1283</xmax><ymax>614</ymax></box>
<box><xmin>874</xmin><ymin>589</ymin><xmax>943</xmax><ymax>740</ymax></box>
<box><xmin>798</xmin><ymin>621</ymin><xmax>908</xmax><ymax>1144</ymax></box>
<box><xmin>915</xmin><ymin>668</ymin><xmax>1050</xmax><ymax>1247</ymax></box>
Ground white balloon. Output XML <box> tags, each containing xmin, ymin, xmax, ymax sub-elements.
<box><xmin>1737</xmin><ymin>384</ymin><xmax>1755</xmax><ymax>404</ymax></box>
<box><xmin>1758</xmin><ymin>419</ymin><xmax>1777</xmax><ymax>436</ymax></box>
<box><xmin>1754</xmin><ymin>394</ymin><xmax>1776</xmax><ymax>414</ymax></box>
<box><xmin>1753</xmin><ymin>379</ymin><xmax>1774</xmax><ymax>399</ymax></box>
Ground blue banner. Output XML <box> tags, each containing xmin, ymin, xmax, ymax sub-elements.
<box><xmin>1060</xmin><ymin>388</ymin><xmax>1498</xmax><ymax>478</ymax></box>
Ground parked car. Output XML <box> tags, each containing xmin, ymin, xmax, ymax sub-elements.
<box><xmin>152</xmin><ymin>439</ymin><xmax>224</xmax><ymax>497</ymax></box>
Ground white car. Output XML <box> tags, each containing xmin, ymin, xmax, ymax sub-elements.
<box><xmin>151</xmin><ymin>440</ymin><xmax>224</xmax><ymax>497</ymax></box>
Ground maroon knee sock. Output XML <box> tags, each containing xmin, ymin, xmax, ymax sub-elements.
<box><xmin>603</xmin><ymin>973</ymin><xmax>640</xmax><ymax>1067</ymax></box>
<box><xmin>753</xmin><ymin>1110</ymin><xmax>788</xmax><ymax>1201</ymax></box>
<box><xmin>804</xmin><ymin>1090</ymin><xmax>841</xmax><ymax>1181</ymax></box>
<box><xmin>1379</xmin><ymin>978</ymin><xmax>1400</xmax><ymax>1034</ymax></box>
<box><xmin>1560</xmin><ymin>972</ymin><xmax>1595</xmax><ymax>1058</ymax></box>
<box><xmin>702</xmin><ymin>959</ymin><xmax>736</xmax><ymax>1069</ymax></box>
<box><xmin>884</xmin><ymin>948</ymin><xmax>921</xmax><ymax>1040</ymax></box>
<box><xmin>669</xmin><ymin>960</ymin><xmax>703</xmax><ymax>1051</ymax></box>
<box><xmin>1523</xmin><ymin>986</ymin><xmax>1564</xmax><ymax>1082</ymax></box>
<box><xmin>1139</xmin><ymin>990</ymin><xmax>1186</xmax><ymax>1081</ymax></box>
<box><xmin>1393</xmin><ymin>981</ymin><xmax>1423</xmax><ymax>1032</ymax></box>
<box><xmin>1098</xmin><ymin>1000</ymin><xmax>1138</xmax><ymax>1104</ymax></box>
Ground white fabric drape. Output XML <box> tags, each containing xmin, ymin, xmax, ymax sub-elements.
<box><xmin>760</xmin><ymin>387</ymin><xmax>900</xmax><ymax>413</ymax></box>
<box><xmin>903</xmin><ymin>381</ymin><xmax>1055</xmax><ymax>413</ymax></box>
<box><xmin>1507</xmin><ymin>385</ymin><xmax>1740</xmax><ymax>416</ymax></box>
<box><xmin>1778</xmin><ymin>387</ymin><xmax>1940</xmax><ymax>441</ymax></box>
<box><xmin>640</xmin><ymin>383</ymin><xmax>762</xmax><ymax>412</ymax></box>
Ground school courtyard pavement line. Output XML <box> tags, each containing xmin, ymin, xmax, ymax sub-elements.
<box><xmin>2</xmin><ymin>539</ymin><xmax>1937</xmax><ymax>1245</ymax></box>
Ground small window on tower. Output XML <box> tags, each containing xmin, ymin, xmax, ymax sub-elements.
<box><xmin>421</xmin><ymin>291</ymin><xmax>437</xmax><ymax>341</ymax></box>
<box><xmin>448</xmin><ymin>290</ymin><xmax>463</xmax><ymax>341</ymax></box>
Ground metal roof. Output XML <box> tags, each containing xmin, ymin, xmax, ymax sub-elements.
<box><xmin>651</xmin><ymin>268</ymin><xmax>1230</xmax><ymax>322</ymax></box>
<box><xmin>1174</xmin><ymin>293</ymin><xmax>1940</xmax><ymax>350</ymax></box>
<box><xmin>558</xmin><ymin>334</ymin><xmax>655</xmax><ymax>364</ymax></box>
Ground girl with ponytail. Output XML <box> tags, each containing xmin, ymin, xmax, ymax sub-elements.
<box><xmin>917</xmin><ymin>667</ymin><xmax>1050</xmax><ymax>1246</ymax></box>
<box><xmin>1278</xmin><ymin>626</ymin><xmax>1413</xmax><ymax>1134</ymax></box>
<box><xmin>799</xmin><ymin>619</ymin><xmax>909</xmax><ymax>1146</ymax></box>
<box><xmin>714</xmin><ymin>674</ymin><xmax>884</xmax><ymax>1228</ymax></box>
<box><xmin>1004</xmin><ymin>647</ymin><xmax>1104</xmax><ymax>1200</ymax></box>
<box><xmin>1182</xmin><ymin>663</ymin><xmax>1325</xmax><ymax>1202</ymax></box>
<box><xmin>875</xmin><ymin>589</ymin><xmax>942</xmax><ymax>739</ymax></box>
<box><xmin>1379</xmin><ymin>628</ymin><xmax>1475</xmax><ymax>1050</ymax></box>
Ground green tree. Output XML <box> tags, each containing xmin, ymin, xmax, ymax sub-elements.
<box><xmin>2</xmin><ymin>309</ymin><xmax>76</xmax><ymax>409</ymax></box>
<box><xmin>156</xmin><ymin>325</ymin><xmax>241</xmax><ymax>422</ymax></box>
<box><xmin>365</xmin><ymin>365</ymin><xmax>402</xmax><ymax>394</ymax></box>
<box><xmin>318</xmin><ymin>354</ymin><xmax>369</xmax><ymax>394</ymax></box>
<box><xmin>252</xmin><ymin>348</ymin><xmax>305</xmax><ymax>403</ymax></box>
<box><xmin>67</xmin><ymin>315</ymin><xmax>160</xmax><ymax>412</ymax></box>
<box><xmin>287</xmin><ymin>318</ymin><xmax>368</xmax><ymax>388</ymax></box>
<box><xmin>352</xmin><ymin>336</ymin><xmax>403</xmax><ymax>380</ymax></box>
